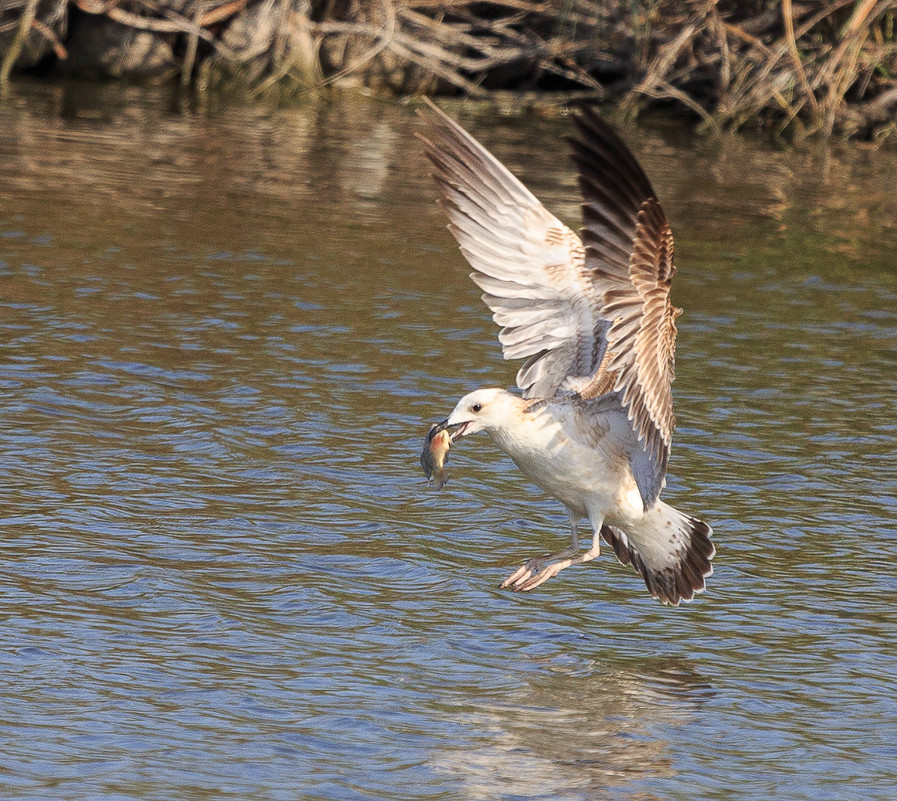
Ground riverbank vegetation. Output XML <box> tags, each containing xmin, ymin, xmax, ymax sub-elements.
<box><xmin>2</xmin><ymin>1</ymin><xmax>896</xmax><ymax>140</ymax></box>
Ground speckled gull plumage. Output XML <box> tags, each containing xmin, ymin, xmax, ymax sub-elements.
<box><xmin>417</xmin><ymin>100</ymin><xmax>714</xmax><ymax>606</ymax></box>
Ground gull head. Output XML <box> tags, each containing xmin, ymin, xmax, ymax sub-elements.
<box><xmin>439</xmin><ymin>388</ymin><xmax>520</xmax><ymax>440</ymax></box>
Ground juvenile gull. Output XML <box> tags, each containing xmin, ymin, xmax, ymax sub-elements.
<box><xmin>417</xmin><ymin>101</ymin><xmax>714</xmax><ymax>606</ymax></box>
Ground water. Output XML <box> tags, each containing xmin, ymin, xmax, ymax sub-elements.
<box><xmin>1</xmin><ymin>82</ymin><xmax>896</xmax><ymax>800</ymax></box>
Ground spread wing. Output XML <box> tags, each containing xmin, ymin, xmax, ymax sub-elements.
<box><xmin>568</xmin><ymin>108</ymin><xmax>680</xmax><ymax>505</ymax></box>
<box><xmin>417</xmin><ymin>101</ymin><xmax>680</xmax><ymax>508</ymax></box>
<box><xmin>416</xmin><ymin>100</ymin><xmax>609</xmax><ymax>400</ymax></box>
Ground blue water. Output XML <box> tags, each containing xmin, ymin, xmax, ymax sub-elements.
<box><xmin>1</xmin><ymin>86</ymin><xmax>896</xmax><ymax>800</ymax></box>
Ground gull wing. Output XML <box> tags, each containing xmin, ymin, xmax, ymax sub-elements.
<box><xmin>418</xmin><ymin>101</ymin><xmax>680</xmax><ymax>508</ymax></box>
<box><xmin>416</xmin><ymin>100</ymin><xmax>608</xmax><ymax>400</ymax></box>
<box><xmin>568</xmin><ymin>108</ymin><xmax>679</xmax><ymax>506</ymax></box>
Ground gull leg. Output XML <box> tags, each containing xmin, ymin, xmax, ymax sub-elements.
<box><xmin>511</xmin><ymin>545</ymin><xmax>600</xmax><ymax>591</ymax></box>
<box><xmin>501</xmin><ymin>511</ymin><xmax>593</xmax><ymax>590</ymax></box>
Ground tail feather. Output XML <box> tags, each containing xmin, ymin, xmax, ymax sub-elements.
<box><xmin>601</xmin><ymin>502</ymin><xmax>714</xmax><ymax>605</ymax></box>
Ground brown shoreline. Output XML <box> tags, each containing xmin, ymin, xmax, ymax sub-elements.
<box><xmin>1</xmin><ymin>1</ymin><xmax>896</xmax><ymax>141</ymax></box>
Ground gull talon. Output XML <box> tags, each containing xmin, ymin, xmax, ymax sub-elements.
<box><xmin>502</xmin><ymin>557</ymin><xmax>547</xmax><ymax>589</ymax></box>
<box><xmin>499</xmin><ymin>574</ymin><xmax>517</xmax><ymax>589</ymax></box>
<box><xmin>519</xmin><ymin>566</ymin><xmax>560</xmax><ymax>592</ymax></box>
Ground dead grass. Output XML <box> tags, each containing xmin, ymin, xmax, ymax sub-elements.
<box><xmin>2</xmin><ymin>0</ymin><xmax>896</xmax><ymax>139</ymax></box>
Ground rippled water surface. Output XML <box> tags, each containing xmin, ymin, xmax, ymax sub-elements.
<box><xmin>1</xmin><ymin>83</ymin><xmax>896</xmax><ymax>800</ymax></box>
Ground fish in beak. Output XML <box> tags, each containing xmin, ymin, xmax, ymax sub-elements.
<box><xmin>420</xmin><ymin>419</ymin><xmax>470</xmax><ymax>489</ymax></box>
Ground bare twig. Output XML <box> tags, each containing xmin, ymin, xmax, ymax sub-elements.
<box><xmin>314</xmin><ymin>0</ymin><xmax>397</xmax><ymax>89</ymax></box>
<box><xmin>782</xmin><ymin>0</ymin><xmax>820</xmax><ymax>116</ymax></box>
<box><xmin>0</xmin><ymin>0</ymin><xmax>39</xmax><ymax>93</ymax></box>
<box><xmin>31</xmin><ymin>17</ymin><xmax>67</xmax><ymax>59</ymax></box>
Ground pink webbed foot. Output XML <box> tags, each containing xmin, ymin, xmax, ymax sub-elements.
<box><xmin>500</xmin><ymin>546</ymin><xmax>599</xmax><ymax>592</ymax></box>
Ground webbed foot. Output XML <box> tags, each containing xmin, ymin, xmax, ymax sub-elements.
<box><xmin>500</xmin><ymin>545</ymin><xmax>598</xmax><ymax>592</ymax></box>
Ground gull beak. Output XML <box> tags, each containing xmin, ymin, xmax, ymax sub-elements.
<box><xmin>428</xmin><ymin>419</ymin><xmax>470</xmax><ymax>442</ymax></box>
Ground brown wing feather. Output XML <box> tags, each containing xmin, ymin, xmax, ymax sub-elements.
<box><xmin>569</xmin><ymin>109</ymin><xmax>680</xmax><ymax>506</ymax></box>
<box><xmin>603</xmin><ymin>199</ymin><xmax>679</xmax><ymax>458</ymax></box>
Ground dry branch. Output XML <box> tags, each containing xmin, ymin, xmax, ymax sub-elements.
<box><xmin>0</xmin><ymin>0</ymin><xmax>895</xmax><ymax>139</ymax></box>
<box><xmin>0</xmin><ymin>0</ymin><xmax>37</xmax><ymax>93</ymax></box>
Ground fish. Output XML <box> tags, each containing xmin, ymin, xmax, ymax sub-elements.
<box><xmin>420</xmin><ymin>423</ymin><xmax>452</xmax><ymax>489</ymax></box>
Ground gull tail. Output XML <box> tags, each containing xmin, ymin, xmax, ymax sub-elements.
<box><xmin>601</xmin><ymin>502</ymin><xmax>715</xmax><ymax>606</ymax></box>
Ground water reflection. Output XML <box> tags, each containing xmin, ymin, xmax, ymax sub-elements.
<box><xmin>1</xmin><ymin>83</ymin><xmax>897</xmax><ymax>801</ymax></box>
<box><xmin>433</xmin><ymin>659</ymin><xmax>711</xmax><ymax>799</ymax></box>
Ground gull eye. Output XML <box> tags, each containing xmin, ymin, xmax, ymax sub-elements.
<box><xmin>472</xmin><ymin>403</ymin><xmax>483</xmax><ymax>413</ymax></box>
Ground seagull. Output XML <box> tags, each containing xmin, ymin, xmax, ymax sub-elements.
<box><xmin>417</xmin><ymin>100</ymin><xmax>714</xmax><ymax>606</ymax></box>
